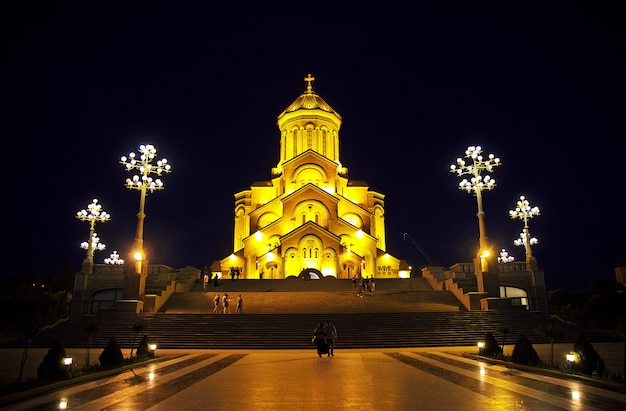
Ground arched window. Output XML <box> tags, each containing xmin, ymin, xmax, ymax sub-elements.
<box><xmin>303</xmin><ymin>249</ymin><xmax>307</xmax><ymax>258</ymax></box>
<box><xmin>315</xmin><ymin>248</ymin><xmax>319</xmax><ymax>258</ymax></box>
<box><xmin>293</xmin><ymin>129</ymin><xmax>298</xmax><ymax>156</ymax></box>
<box><xmin>322</xmin><ymin>130</ymin><xmax>327</xmax><ymax>156</ymax></box>
<box><xmin>307</xmin><ymin>129</ymin><xmax>312</xmax><ymax>149</ymax></box>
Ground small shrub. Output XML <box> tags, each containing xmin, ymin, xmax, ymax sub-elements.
<box><xmin>572</xmin><ymin>334</ymin><xmax>605</xmax><ymax>376</ymax></box>
<box><xmin>99</xmin><ymin>337</ymin><xmax>124</xmax><ymax>368</ymax></box>
<box><xmin>136</xmin><ymin>335</ymin><xmax>155</xmax><ymax>359</ymax></box>
<box><xmin>511</xmin><ymin>334</ymin><xmax>541</xmax><ymax>366</ymax></box>
<box><xmin>481</xmin><ymin>332</ymin><xmax>501</xmax><ymax>357</ymax></box>
<box><xmin>37</xmin><ymin>338</ymin><xmax>70</xmax><ymax>381</ymax></box>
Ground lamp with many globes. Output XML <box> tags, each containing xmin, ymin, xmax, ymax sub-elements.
<box><xmin>120</xmin><ymin>144</ymin><xmax>171</xmax><ymax>264</ymax></box>
<box><xmin>80</xmin><ymin>232</ymin><xmax>105</xmax><ymax>257</ymax></box>
<box><xmin>449</xmin><ymin>145</ymin><xmax>501</xmax><ymax>258</ymax></box>
<box><xmin>498</xmin><ymin>248</ymin><xmax>515</xmax><ymax>263</ymax></box>
<box><xmin>104</xmin><ymin>250</ymin><xmax>125</xmax><ymax>265</ymax></box>
<box><xmin>76</xmin><ymin>199</ymin><xmax>110</xmax><ymax>264</ymax></box>
<box><xmin>509</xmin><ymin>195</ymin><xmax>540</xmax><ymax>262</ymax></box>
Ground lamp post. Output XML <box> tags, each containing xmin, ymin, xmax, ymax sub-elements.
<box><xmin>76</xmin><ymin>199</ymin><xmax>110</xmax><ymax>264</ymax></box>
<box><xmin>509</xmin><ymin>195</ymin><xmax>540</xmax><ymax>262</ymax></box>
<box><xmin>120</xmin><ymin>144</ymin><xmax>171</xmax><ymax>260</ymax></box>
<box><xmin>450</xmin><ymin>145</ymin><xmax>501</xmax><ymax>257</ymax></box>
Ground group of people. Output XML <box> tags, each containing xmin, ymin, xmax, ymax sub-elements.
<box><xmin>203</xmin><ymin>273</ymin><xmax>221</xmax><ymax>291</ymax></box>
<box><xmin>312</xmin><ymin>320</ymin><xmax>338</xmax><ymax>357</ymax></box>
<box><xmin>352</xmin><ymin>275</ymin><xmax>375</xmax><ymax>297</ymax></box>
<box><xmin>212</xmin><ymin>293</ymin><xmax>243</xmax><ymax>314</ymax></box>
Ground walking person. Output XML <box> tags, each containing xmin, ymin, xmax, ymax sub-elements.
<box><xmin>223</xmin><ymin>293</ymin><xmax>231</xmax><ymax>314</ymax></box>
<box><xmin>312</xmin><ymin>321</ymin><xmax>327</xmax><ymax>358</ymax></box>
<box><xmin>236</xmin><ymin>294</ymin><xmax>243</xmax><ymax>314</ymax></box>
<box><xmin>212</xmin><ymin>293</ymin><xmax>221</xmax><ymax>313</ymax></box>
<box><xmin>203</xmin><ymin>272</ymin><xmax>209</xmax><ymax>292</ymax></box>
<box><xmin>323</xmin><ymin>320</ymin><xmax>337</xmax><ymax>356</ymax></box>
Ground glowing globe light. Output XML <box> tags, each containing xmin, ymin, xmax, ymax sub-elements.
<box><xmin>104</xmin><ymin>251</ymin><xmax>125</xmax><ymax>265</ymax></box>
<box><xmin>81</xmin><ymin>232</ymin><xmax>106</xmax><ymax>253</ymax></box>
<box><xmin>498</xmin><ymin>249</ymin><xmax>515</xmax><ymax>263</ymax></box>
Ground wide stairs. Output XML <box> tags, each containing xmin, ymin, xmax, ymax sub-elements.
<box><xmin>6</xmin><ymin>278</ymin><xmax>618</xmax><ymax>350</ymax></box>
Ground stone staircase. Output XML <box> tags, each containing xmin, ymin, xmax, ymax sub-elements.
<box><xmin>5</xmin><ymin>310</ymin><xmax>618</xmax><ymax>351</ymax></box>
<box><xmin>2</xmin><ymin>279</ymin><xmax>618</xmax><ymax>350</ymax></box>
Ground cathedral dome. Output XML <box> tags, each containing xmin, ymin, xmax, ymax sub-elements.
<box><xmin>277</xmin><ymin>74</ymin><xmax>342</xmax><ymax>120</ymax></box>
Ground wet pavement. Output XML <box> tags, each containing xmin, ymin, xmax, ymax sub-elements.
<box><xmin>2</xmin><ymin>346</ymin><xmax>625</xmax><ymax>410</ymax></box>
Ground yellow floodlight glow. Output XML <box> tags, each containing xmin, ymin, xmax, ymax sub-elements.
<box><xmin>384</xmin><ymin>253</ymin><xmax>390</xmax><ymax>259</ymax></box>
<box><xmin>63</xmin><ymin>357</ymin><xmax>73</xmax><ymax>366</ymax></box>
<box><xmin>255</xmin><ymin>231</ymin><xmax>263</xmax><ymax>241</ymax></box>
<box><xmin>267</xmin><ymin>252</ymin><xmax>275</xmax><ymax>262</ymax></box>
<box><xmin>134</xmin><ymin>251</ymin><xmax>143</xmax><ymax>261</ymax></box>
<box><xmin>230</xmin><ymin>253</ymin><xmax>236</xmax><ymax>261</ymax></box>
<box><xmin>356</xmin><ymin>229</ymin><xmax>364</xmax><ymax>239</ymax></box>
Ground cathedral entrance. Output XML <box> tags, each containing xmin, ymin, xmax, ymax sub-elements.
<box><xmin>298</xmin><ymin>267</ymin><xmax>324</xmax><ymax>279</ymax></box>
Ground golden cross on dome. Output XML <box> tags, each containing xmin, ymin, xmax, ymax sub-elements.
<box><xmin>304</xmin><ymin>73</ymin><xmax>315</xmax><ymax>92</ymax></box>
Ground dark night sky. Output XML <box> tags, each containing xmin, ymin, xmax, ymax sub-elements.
<box><xmin>4</xmin><ymin>2</ymin><xmax>626</xmax><ymax>292</ymax></box>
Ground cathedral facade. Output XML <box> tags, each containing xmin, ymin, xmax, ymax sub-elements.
<box><xmin>216</xmin><ymin>75</ymin><xmax>410</xmax><ymax>280</ymax></box>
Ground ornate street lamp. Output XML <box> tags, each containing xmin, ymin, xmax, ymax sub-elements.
<box><xmin>76</xmin><ymin>199</ymin><xmax>110</xmax><ymax>264</ymax></box>
<box><xmin>450</xmin><ymin>145</ymin><xmax>501</xmax><ymax>257</ymax></box>
<box><xmin>498</xmin><ymin>248</ymin><xmax>515</xmax><ymax>263</ymax></box>
<box><xmin>104</xmin><ymin>251</ymin><xmax>125</xmax><ymax>265</ymax></box>
<box><xmin>509</xmin><ymin>195</ymin><xmax>540</xmax><ymax>262</ymax></box>
<box><xmin>120</xmin><ymin>144</ymin><xmax>171</xmax><ymax>259</ymax></box>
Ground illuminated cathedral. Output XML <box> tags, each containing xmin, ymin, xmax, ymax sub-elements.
<box><xmin>215</xmin><ymin>74</ymin><xmax>410</xmax><ymax>280</ymax></box>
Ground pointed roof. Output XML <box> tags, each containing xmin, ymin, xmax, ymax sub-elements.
<box><xmin>277</xmin><ymin>74</ymin><xmax>342</xmax><ymax>119</ymax></box>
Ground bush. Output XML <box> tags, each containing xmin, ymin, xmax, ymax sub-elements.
<box><xmin>481</xmin><ymin>332</ymin><xmax>501</xmax><ymax>357</ymax></box>
<box><xmin>99</xmin><ymin>337</ymin><xmax>124</xmax><ymax>369</ymax></box>
<box><xmin>136</xmin><ymin>335</ymin><xmax>155</xmax><ymax>359</ymax></box>
<box><xmin>572</xmin><ymin>334</ymin><xmax>605</xmax><ymax>375</ymax></box>
<box><xmin>37</xmin><ymin>338</ymin><xmax>70</xmax><ymax>381</ymax></box>
<box><xmin>511</xmin><ymin>334</ymin><xmax>541</xmax><ymax>366</ymax></box>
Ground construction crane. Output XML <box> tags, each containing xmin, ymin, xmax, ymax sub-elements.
<box><xmin>402</xmin><ymin>233</ymin><xmax>434</xmax><ymax>266</ymax></box>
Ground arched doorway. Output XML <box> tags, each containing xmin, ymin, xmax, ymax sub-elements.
<box><xmin>298</xmin><ymin>267</ymin><xmax>325</xmax><ymax>280</ymax></box>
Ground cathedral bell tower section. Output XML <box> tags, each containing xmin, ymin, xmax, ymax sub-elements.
<box><xmin>273</xmin><ymin>74</ymin><xmax>344</xmax><ymax>176</ymax></box>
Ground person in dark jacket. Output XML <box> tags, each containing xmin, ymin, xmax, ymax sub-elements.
<box><xmin>313</xmin><ymin>321</ymin><xmax>327</xmax><ymax>357</ymax></box>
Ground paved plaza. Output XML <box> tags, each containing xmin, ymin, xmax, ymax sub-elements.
<box><xmin>2</xmin><ymin>345</ymin><xmax>626</xmax><ymax>411</ymax></box>
<box><xmin>2</xmin><ymin>280</ymin><xmax>625</xmax><ymax>410</ymax></box>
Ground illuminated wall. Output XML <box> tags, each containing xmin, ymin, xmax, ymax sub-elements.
<box><xmin>220</xmin><ymin>75</ymin><xmax>407</xmax><ymax>279</ymax></box>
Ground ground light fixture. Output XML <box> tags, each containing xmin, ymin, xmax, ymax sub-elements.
<box><xmin>450</xmin><ymin>145</ymin><xmax>501</xmax><ymax>257</ymax></box>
